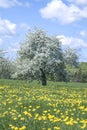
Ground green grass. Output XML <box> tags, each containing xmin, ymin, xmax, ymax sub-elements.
<box><xmin>0</xmin><ymin>79</ymin><xmax>87</xmax><ymax>88</ymax></box>
<box><xmin>0</xmin><ymin>79</ymin><xmax>87</xmax><ymax>130</ymax></box>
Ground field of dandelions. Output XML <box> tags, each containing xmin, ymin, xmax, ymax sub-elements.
<box><xmin>0</xmin><ymin>80</ymin><xmax>87</xmax><ymax>130</ymax></box>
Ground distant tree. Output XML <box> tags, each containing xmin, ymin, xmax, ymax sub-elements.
<box><xmin>0</xmin><ymin>50</ymin><xmax>4</xmax><ymax>58</ymax></box>
<box><xmin>14</xmin><ymin>28</ymin><xmax>66</xmax><ymax>85</ymax></box>
<box><xmin>69</xmin><ymin>62</ymin><xmax>87</xmax><ymax>82</ymax></box>
<box><xmin>63</xmin><ymin>48</ymin><xmax>79</xmax><ymax>81</ymax></box>
<box><xmin>79</xmin><ymin>62</ymin><xmax>87</xmax><ymax>82</ymax></box>
<box><xmin>0</xmin><ymin>50</ymin><xmax>5</xmax><ymax>78</ymax></box>
<box><xmin>64</xmin><ymin>48</ymin><xmax>79</xmax><ymax>67</ymax></box>
<box><xmin>0</xmin><ymin>50</ymin><xmax>15</xmax><ymax>79</ymax></box>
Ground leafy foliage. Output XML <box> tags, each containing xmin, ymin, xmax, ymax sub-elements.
<box><xmin>65</xmin><ymin>62</ymin><xmax>87</xmax><ymax>82</ymax></box>
<box><xmin>79</xmin><ymin>62</ymin><xmax>87</xmax><ymax>82</ymax></box>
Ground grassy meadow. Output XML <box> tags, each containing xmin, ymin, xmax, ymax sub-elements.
<box><xmin>0</xmin><ymin>79</ymin><xmax>87</xmax><ymax>130</ymax></box>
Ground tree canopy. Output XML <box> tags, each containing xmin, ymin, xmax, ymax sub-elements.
<box><xmin>14</xmin><ymin>28</ymin><xmax>66</xmax><ymax>85</ymax></box>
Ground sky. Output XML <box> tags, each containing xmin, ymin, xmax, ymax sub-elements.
<box><xmin>0</xmin><ymin>0</ymin><xmax>87</xmax><ymax>62</ymax></box>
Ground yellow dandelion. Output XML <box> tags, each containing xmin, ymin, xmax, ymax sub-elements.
<box><xmin>81</xmin><ymin>123</ymin><xmax>86</xmax><ymax>129</ymax></box>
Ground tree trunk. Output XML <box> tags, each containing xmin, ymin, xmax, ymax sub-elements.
<box><xmin>40</xmin><ymin>68</ymin><xmax>47</xmax><ymax>86</ymax></box>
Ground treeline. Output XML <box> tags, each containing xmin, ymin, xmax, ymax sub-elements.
<box><xmin>0</xmin><ymin>55</ymin><xmax>87</xmax><ymax>83</ymax></box>
<box><xmin>66</xmin><ymin>62</ymin><xmax>87</xmax><ymax>82</ymax></box>
<box><xmin>0</xmin><ymin>28</ymin><xmax>87</xmax><ymax>84</ymax></box>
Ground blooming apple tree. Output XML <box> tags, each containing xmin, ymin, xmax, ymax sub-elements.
<box><xmin>15</xmin><ymin>29</ymin><xmax>66</xmax><ymax>85</ymax></box>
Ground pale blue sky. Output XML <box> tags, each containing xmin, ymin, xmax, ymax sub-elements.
<box><xmin>0</xmin><ymin>0</ymin><xmax>87</xmax><ymax>61</ymax></box>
